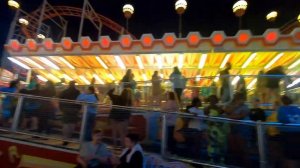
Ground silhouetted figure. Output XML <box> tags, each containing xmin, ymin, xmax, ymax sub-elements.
<box><xmin>59</xmin><ymin>81</ymin><xmax>80</xmax><ymax>145</ymax></box>
<box><xmin>169</xmin><ymin>66</ymin><xmax>186</xmax><ymax>102</ymax></box>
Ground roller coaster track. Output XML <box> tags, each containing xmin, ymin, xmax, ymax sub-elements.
<box><xmin>22</xmin><ymin>6</ymin><xmax>132</xmax><ymax>39</ymax></box>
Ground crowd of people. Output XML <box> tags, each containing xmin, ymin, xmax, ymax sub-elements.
<box><xmin>160</xmin><ymin>92</ymin><xmax>300</xmax><ymax>168</ymax></box>
<box><xmin>76</xmin><ymin>130</ymin><xmax>144</xmax><ymax>168</ymax></box>
<box><xmin>0</xmin><ymin>64</ymin><xmax>298</xmax><ymax>168</ymax></box>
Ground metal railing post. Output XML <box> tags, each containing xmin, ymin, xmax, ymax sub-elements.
<box><xmin>256</xmin><ymin>121</ymin><xmax>267</xmax><ymax>168</ymax></box>
<box><xmin>11</xmin><ymin>96</ymin><xmax>24</xmax><ymax>131</ymax></box>
<box><xmin>160</xmin><ymin>113</ymin><xmax>167</xmax><ymax>157</ymax></box>
<box><xmin>79</xmin><ymin>103</ymin><xmax>88</xmax><ymax>143</ymax></box>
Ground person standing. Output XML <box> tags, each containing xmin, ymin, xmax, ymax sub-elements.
<box><xmin>224</xmin><ymin>93</ymin><xmax>251</xmax><ymax>167</ymax></box>
<box><xmin>37</xmin><ymin>81</ymin><xmax>56</xmax><ymax>133</ymax></box>
<box><xmin>256</xmin><ymin>70</ymin><xmax>267</xmax><ymax>103</ymax></box>
<box><xmin>204</xmin><ymin>95</ymin><xmax>227</xmax><ymax>163</ymax></box>
<box><xmin>0</xmin><ymin>80</ymin><xmax>20</xmax><ymax>127</ymax></box>
<box><xmin>20</xmin><ymin>83</ymin><xmax>41</xmax><ymax>131</ymax></box>
<box><xmin>108</xmin><ymin>88</ymin><xmax>132</xmax><ymax>147</ymax></box>
<box><xmin>77</xmin><ymin>86</ymin><xmax>98</xmax><ymax>141</ymax></box>
<box><xmin>121</xmin><ymin>69</ymin><xmax>135</xmax><ymax>90</ymax></box>
<box><xmin>59</xmin><ymin>81</ymin><xmax>80</xmax><ymax>145</ymax></box>
<box><xmin>169</xmin><ymin>67</ymin><xmax>186</xmax><ymax>103</ymax></box>
<box><xmin>77</xmin><ymin>129</ymin><xmax>119</xmax><ymax>168</ymax></box>
<box><xmin>277</xmin><ymin>96</ymin><xmax>300</xmax><ymax>168</ymax></box>
<box><xmin>117</xmin><ymin>134</ymin><xmax>144</xmax><ymax>168</ymax></box>
<box><xmin>219</xmin><ymin>62</ymin><xmax>232</xmax><ymax>103</ymax></box>
<box><xmin>161</xmin><ymin>91</ymin><xmax>180</xmax><ymax>154</ymax></box>
<box><xmin>249</xmin><ymin>98</ymin><xmax>266</xmax><ymax>122</ymax></box>
<box><xmin>236</xmin><ymin>75</ymin><xmax>247</xmax><ymax>100</ymax></box>
<box><xmin>265</xmin><ymin>66</ymin><xmax>286</xmax><ymax>103</ymax></box>
<box><xmin>187</xmin><ymin>97</ymin><xmax>206</xmax><ymax>131</ymax></box>
<box><xmin>151</xmin><ymin>71</ymin><xmax>162</xmax><ymax>106</ymax></box>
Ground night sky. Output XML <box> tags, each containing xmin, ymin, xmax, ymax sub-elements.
<box><xmin>0</xmin><ymin>0</ymin><xmax>299</xmax><ymax>52</ymax></box>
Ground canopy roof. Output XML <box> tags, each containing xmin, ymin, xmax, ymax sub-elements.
<box><xmin>5</xmin><ymin>28</ymin><xmax>300</xmax><ymax>87</ymax></box>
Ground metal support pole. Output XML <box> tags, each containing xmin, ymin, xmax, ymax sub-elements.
<box><xmin>62</xmin><ymin>21</ymin><xmax>68</xmax><ymax>38</ymax></box>
<box><xmin>179</xmin><ymin>14</ymin><xmax>182</xmax><ymax>38</ymax></box>
<box><xmin>79</xmin><ymin>104</ymin><xmax>88</xmax><ymax>143</ymax></box>
<box><xmin>78</xmin><ymin>0</ymin><xmax>88</xmax><ymax>40</ymax></box>
<box><xmin>11</xmin><ymin>96</ymin><xmax>24</xmax><ymax>131</ymax></box>
<box><xmin>160</xmin><ymin>113</ymin><xmax>167</xmax><ymax>157</ymax></box>
<box><xmin>239</xmin><ymin>17</ymin><xmax>243</xmax><ymax>30</ymax></box>
<box><xmin>6</xmin><ymin>10</ymin><xmax>20</xmax><ymax>43</ymax></box>
<box><xmin>98</xmin><ymin>21</ymin><xmax>103</xmax><ymax>40</ymax></box>
<box><xmin>125</xmin><ymin>18</ymin><xmax>129</xmax><ymax>34</ymax></box>
<box><xmin>1</xmin><ymin>9</ymin><xmax>20</xmax><ymax>68</ymax></box>
<box><xmin>256</xmin><ymin>121</ymin><xmax>267</xmax><ymax>168</ymax></box>
<box><xmin>37</xmin><ymin>0</ymin><xmax>47</xmax><ymax>36</ymax></box>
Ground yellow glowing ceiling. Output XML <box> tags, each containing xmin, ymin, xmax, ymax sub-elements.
<box><xmin>12</xmin><ymin>51</ymin><xmax>300</xmax><ymax>87</ymax></box>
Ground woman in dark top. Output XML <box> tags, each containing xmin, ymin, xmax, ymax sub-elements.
<box><xmin>117</xmin><ymin>134</ymin><xmax>143</xmax><ymax>168</ymax></box>
<box><xmin>121</xmin><ymin>69</ymin><xmax>136</xmax><ymax>90</ymax></box>
<box><xmin>108</xmin><ymin>88</ymin><xmax>132</xmax><ymax>147</ymax></box>
<box><xmin>38</xmin><ymin>81</ymin><xmax>57</xmax><ymax>133</ymax></box>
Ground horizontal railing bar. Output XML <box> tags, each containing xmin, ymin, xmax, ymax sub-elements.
<box><xmin>1</xmin><ymin>92</ymin><xmax>300</xmax><ymax>127</ymax></box>
<box><xmin>0</xmin><ymin>127</ymin><xmax>79</xmax><ymax>143</ymax></box>
<box><xmin>167</xmin><ymin>155</ymin><xmax>231</xmax><ymax>168</ymax></box>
